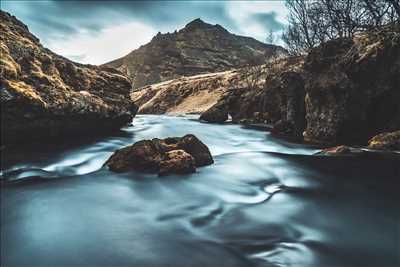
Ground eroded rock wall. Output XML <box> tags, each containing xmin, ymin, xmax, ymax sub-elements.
<box><xmin>0</xmin><ymin>11</ymin><xmax>137</xmax><ymax>145</ymax></box>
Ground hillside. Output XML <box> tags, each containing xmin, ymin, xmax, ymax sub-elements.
<box><xmin>131</xmin><ymin>70</ymin><xmax>237</xmax><ymax>115</ymax></box>
<box><xmin>0</xmin><ymin>11</ymin><xmax>136</xmax><ymax>145</ymax></box>
<box><xmin>104</xmin><ymin>18</ymin><xmax>286</xmax><ymax>88</ymax></box>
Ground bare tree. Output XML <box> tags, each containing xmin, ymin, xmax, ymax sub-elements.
<box><xmin>241</xmin><ymin>63</ymin><xmax>264</xmax><ymax>91</ymax></box>
<box><xmin>387</xmin><ymin>0</ymin><xmax>400</xmax><ymax>17</ymax></box>
<box><xmin>283</xmin><ymin>0</ymin><xmax>400</xmax><ymax>54</ymax></box>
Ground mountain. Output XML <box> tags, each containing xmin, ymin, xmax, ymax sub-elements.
<box><xmin>104</xmin><ymin>18</ymin><xmax>286</xmax><ymax>88</ymax></box>
<box><xmin>0</xmin><ymin>11</ymin><xmax>137</xmax><ymax>145</ymax></box>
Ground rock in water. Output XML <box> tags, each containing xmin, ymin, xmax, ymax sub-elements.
<box><xmin>0</xmin><ymin>11</ymin><xmax>137</xmax><ymax>145</ymax></box>
<box><xmin>159</xmin><ymin>150</ymin><xmax>196</xmax><ymax>176</ymax></box>
<box><xmin>315</xmin><ymin>145</ymin><xmax>365</xmax><ymax>156</ymax></box>
<box><xmin>104</xmin><ymin>135</ymin><xmax>213</xmax><ymax>176</ymax></box>
<box><xmin>105</xmin><ymin>140</ymin><xmax>164</xmax><ymax>173</ymax></box>
<box><xmin>175</xmin><ymin>134</ymin><xmax>214</xmax><ymax>166</ymax></box>
<box><xmin>368</xmin><ymin>131</ymin><xmax>400</xmax><ymax>151</ymax></box>
<box><xmin>200</xmin><ymin>105</ymin><xmax>228</xmax><ymax>123</ymax></box>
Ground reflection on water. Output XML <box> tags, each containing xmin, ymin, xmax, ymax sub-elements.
<box><xmin>1</xmin><ymin>115</ymin><xmax>399</xmax><ymax>267</ymax></box>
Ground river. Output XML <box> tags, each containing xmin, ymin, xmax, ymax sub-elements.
<box><xmin>1</xmin><ymin>115</ymin><xmax>399</xmax><ymax>267</ymax></box>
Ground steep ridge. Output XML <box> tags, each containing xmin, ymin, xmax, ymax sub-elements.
<box><xmin>0</xmin><ymin>11</ymin><xmax>137</xmax><ymax>145</ymax></box>
<box><xmin>104</xmin><ymin>18</ymin><xmax>286</xmax><ymax>88</ymax></box>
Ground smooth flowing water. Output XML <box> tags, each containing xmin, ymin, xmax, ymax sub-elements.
<box><xmin>1</xmin><ymin>115</ymin><xmax>399</xmax><ymax>267</ymax></box>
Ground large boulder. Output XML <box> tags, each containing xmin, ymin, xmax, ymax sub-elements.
<box><xmin>0</xmin><ymin>11</ymin><xmax>137</xmax><ymax>145</ymax></box>
<box><xmin>159</xmin><ymin>150</ymin><xmax>196</xmax><ymax>176</ymax></box>
<box><xmin>368</xmin><ymin>130</ymin><xmax>400</xmax><ymax>151</ymax></box>
<box><xmin>104</xmin><ymin>134</ymin><xmax>213</xmax><ymax>176</ymax></box>
<box><xmin>199</xmin><ymin>105</ymin><xmax>228</xmax><ymax>123</ymax></box>
<box><xmin>175</xmin><ymin>134</ymin><xmax>214</xmax><ymax>166</ymax></box>
<box><xmin>105</xmin><ymin>140</ymin><xmax>164</xmax><ymax>173</ymax></box>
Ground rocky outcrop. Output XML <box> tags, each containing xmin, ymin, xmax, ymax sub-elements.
<box><xmin>0</xmin><ymin>11</ymin><xmax>137</xmax><ymax>145</ymax></box>
<box><xmin>368</xmin><ymin>130</ymin><xmax>400</xmax><ymax>151</ymax></box>
<box><xmin>200</xmin><ymin>56</ymin><xmax>306</xmax><ymax>138</ymax></box>
<box><xmin>201</xmin><ymin>25</ymin><xmax>400</xmax><ymax>145</ymax></box>
<box><xmin>104</xmin><ymin>134</ymin><xmax>213</xmax><ymax>176</ymax></box>
<box><xmin>303</xmin><ymin>25</ymin><xmax>400</xmax><ymax>145</ymax></box>
<box><xmin>105</xmin><ymin>18</ymin><xmax>286</xmax><ymax>88</ymax></box>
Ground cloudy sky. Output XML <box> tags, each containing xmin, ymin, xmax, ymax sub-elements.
<box><xmin>1</xmin><ymin>0</ymin><xmax>288</xmax><ymax>65</ymax></box>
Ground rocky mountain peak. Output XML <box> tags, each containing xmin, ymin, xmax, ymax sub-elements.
<box><xmin>184</xmin><ymin>18</ymin><xmax>212</xmax><ymax>30</ymax></box>
<box><xmin>104</xmin><ymin>19</ymin><xmax>287</xmax><ymax>88</ymax></box>
<box><xmin>182</xmin><ymin>18</ymin><xmax>228</xmax><ymax>34</ymax></box>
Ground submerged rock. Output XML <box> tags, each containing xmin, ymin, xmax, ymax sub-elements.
<box><xmin>368</xmin><ymin>130</ymin><xmax>400</xmax><ymax>151</ymax></box>
<box><xmin>315</xmin><ymin>145</ymin><xmax>365</xmax><ymax>156</ymax></box>
<box><xmin>104</xmin><ymin>134</ymin><xmax>213</xmax><ymax>176</ymax></box>
<box><xmin>315</xmin><ymin>144</ymin><xmax>400</xmax><ymax>158</ymax></box>
<box><xmin>0</xmin><ymin>11</ymin><xmax>137</xmax><ymax>145</ymax></box>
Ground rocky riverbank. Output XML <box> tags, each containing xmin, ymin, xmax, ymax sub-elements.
<box><xmin>0</xmin><ymin>11</ymin><xmax>137</xmax><ymax>145</ymax></box>
<box><xmin>201</xmin><ymin>24</ymin><xmax>400</xmax><ymax>148</ymax></box>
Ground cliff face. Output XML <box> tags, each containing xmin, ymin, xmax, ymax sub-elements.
<box><xmin>303</xmin><ymin>26</ymin><xmax>400</xmax><ymax>144</ymax></box>
<box><xmin>201</xmin><ymin>24</ymin><xmax>400</xmax><ymax>145</ymax></box>
<box><xmin>104</xmin><ymin>18</ymin><xmax>286</xmax><ymax>89</ymax></box>
<box><xmin>0</xmin><ymin>11</ymin><xmax>137</xmax><ymax>145</ymax></box>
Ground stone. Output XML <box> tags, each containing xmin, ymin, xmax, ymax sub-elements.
<box><xmin>177</xmin><ymin>134</ymin><xmax>214</xmax><ymax>166</ymax></box>
<box><xmin>200</xmin><ymin>105</ymin><xmax>228</xmax><ymax>123</ymax></box>
<box><xmin>159</xmin><ymin>150</ymin><xmax>196</xmax><ymax>176</ymax></box>
<box><xmin>104</xmin><ymin>135</ymin><xmax>213</xmax><ymax>176</ymax></box>
<box><xmin>315</xmin><ymin>145</ymin><xmax>365</xmax><ymax>156</ymax></box>
<box><xmin>368</xmin><ymin>130</ymin><xmax>400</xmax><ymax>151</ymax></box>
<box><xmin>105</xmin><ymin>140</ymin><xmax>164</xmax><ymax>173</ymax></box>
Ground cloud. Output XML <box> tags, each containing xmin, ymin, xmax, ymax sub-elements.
<box><xmin>1</xmin><ymin>0</ymin><xmax>288</xmax><ymax>64</ymax></box>
<box><xmin>252</xmin><ymin>12</ymin><xmax>285</xmax><ymax>32</ymax></box>
<box><xmin>226</xmin><ymin>1</ymin><xmax>287</xmax><ymax>43</ymax></box>
<box><xmin>48</xmin><ymin>21</ymin><xmax>157</xmax><ymax>65</ymax></box>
